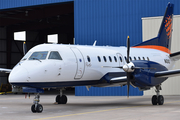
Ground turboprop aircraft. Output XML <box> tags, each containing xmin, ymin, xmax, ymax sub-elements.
<box><xmin>1</xmin><ymin>3</ymin><xmax>179</xmax><ymax>113</ymax></box>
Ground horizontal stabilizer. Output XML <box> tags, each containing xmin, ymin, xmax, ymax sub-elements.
<box><xmin>155</xmin><ymin>69</ymin><xmax>180</xmax><ymax>78</ymax></box>
<box><xmin>170</xmin><ymin>51</ymin><xmax>180</xmax><ymax>61</ymax></box>
<box><xmin>0</xmin><ymin>68</ymin><xmax>11</xmax><ymax>73</ymax></box>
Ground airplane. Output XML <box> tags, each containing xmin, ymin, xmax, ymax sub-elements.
<box><xmin>0</xmin><ymin>2</ymin><xmax>179</xmax><ymax>113</ymax></box>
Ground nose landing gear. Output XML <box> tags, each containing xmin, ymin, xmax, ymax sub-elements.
<box><xmin>151</xmin><ymin>85</ymin><xmax>164</xmax><ymax>105</ymax></box>
<box><xmin>31</xmin><ymin>93</ymin><xmax>43</xmax><ymax>113</ymax></box>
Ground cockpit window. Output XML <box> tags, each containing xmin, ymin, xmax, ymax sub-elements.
<box><xmin>21</xmin><ymin>52</ymin><xmax>32</xmax><ymax>61</ymax></box>
<box><xmin>48</xmin><ymin>51</ymin><xmax>62</xmax><ymax>60</ymax></box>
<box><xmin>29</xmin><ymin>51</ymin><xmax>48</xmax><ymax>60</ymax></box>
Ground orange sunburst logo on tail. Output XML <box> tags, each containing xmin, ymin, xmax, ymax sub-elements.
<box><xmin>164</xmin><ymin>15</ymin><xmax>172</xmax><ymax>39</ymax></box>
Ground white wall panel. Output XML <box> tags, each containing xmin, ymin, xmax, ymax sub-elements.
<box><xmin>142</xmin><ymin>15</ymin><xmax>180</xmax><ymax>95</ymax></box>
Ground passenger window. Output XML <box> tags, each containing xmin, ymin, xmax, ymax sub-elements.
<box><xmin>114</xmin><ymin>56</ymin><xmax>117</xmax><ymax>62</ymax></box>
<box><xmin>138</xmin><ymin>57</ymin><xmax>141</xmax><ymax>60</ymax></box>
<box><xmin>130</xmin><ymin>57</ymin><xmax>132</xmax><ymax>61</ymax></box>
<box><xmin>98</xmin><ymin>56</ymin><xmax>101</xmax><ymax>62</ymax></box>
<box><xmin>124</xmin><ymin>56</ymin><xmax>127</xmax><ymax>62</ymax></box>
<box><xmin>103</xmin><ymin>56</ymin><xmax>107</xmax><ymax>62</ymax></box>
<box><xmin>87</xmin><ymin>56</ymin><xmax>91</xmax><ymax>62</ymax></box>
<box><xmin>48</xmin><ymin>51</ymin><xmax>62</xmax><ymax>60</ymax></box>
<box><xmin>119</xmin><ymin>57</ymin><xmax>122</xmax><ymax>62</ymax></box>
<box><xmin>134</xmin><ymin>57</ymin><xmax>136</xmax><ymax>60</ymax></box>
<box><xmin>147</xmin><ymin>57</ymin><xmax>150</xmax><ymax>61</ymax></box>
<box><xmin>29</xmin><ymin>51</ymin><xmax>48</xmax><ymax>60</ymax></box>
<box><xmin>109</xmin><ymin>56</ymin><xmax>112</xmax><ymax>62</ymax></box>
<box><xmin>143</xmin><ymin>57</ymin><xmax>145</xmax><ymax>60</ymax></box>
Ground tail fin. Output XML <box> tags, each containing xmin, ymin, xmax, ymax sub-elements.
<box><xmin>133</xmin><ymin>3</ymin><xmax>174</xmax><ymax>54</ymax></box>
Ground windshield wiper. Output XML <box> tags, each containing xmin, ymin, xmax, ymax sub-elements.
<box><xmin>32</xmin><ymin>58</ymin><xmax>42</xmax><ymax>62</ymax></box>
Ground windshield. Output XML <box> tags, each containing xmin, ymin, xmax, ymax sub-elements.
<box><xmin>29</xmin><ymin>51</ymin><xmax>48</xmax><ymax>60</ymax></box>
<box><xmin>48</xmin><ymin>51</ymin><xmax>62</xmax><ymax>60</ymax></box>
<box><xmin>21</xmin><ymin>52</ymin><xmax>32</xmax><ymax>61</ymax></box>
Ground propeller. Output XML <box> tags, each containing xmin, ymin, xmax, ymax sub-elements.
<box><xmin>102</xmin><ymin>36</ymin><xmax>155</xmax><ymax>97</ymax></box>
<box><xmin>104</xmin><ymin>36</ymin><xmax>133</xmax><ymax>97</ymax></box>
<box><xmin>126</xmin><ymin>36</ymin><xmax>131</xmax><ymax>98</ymax></box>
<box><xmin>23</xmin><ymin>42</ymin><xmax>27</xmax><ymax>55</ymax></box>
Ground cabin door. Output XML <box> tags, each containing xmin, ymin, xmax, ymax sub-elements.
<box><xmin>70</xmin><ymin>47</ymin><xmax>85</xmax><ymax>79</ymax></box>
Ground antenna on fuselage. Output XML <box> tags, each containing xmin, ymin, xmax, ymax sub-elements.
<box><xmin>93</xmin><ymin>40</ymin><xmax>97</xmax><ymax>46</ymax></box>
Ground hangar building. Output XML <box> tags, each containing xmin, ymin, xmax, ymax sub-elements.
<box><xmin>0</xmin><ymin>0</ymin><xmax>180</xmax><ymax>96</ymax></box>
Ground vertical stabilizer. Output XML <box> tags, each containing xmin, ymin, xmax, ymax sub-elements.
<box><xmin>133</xmin><ymin>3</ymin><xmax>174</xmax><ymax>54</ymax></box>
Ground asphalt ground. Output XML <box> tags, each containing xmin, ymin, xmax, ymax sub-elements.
<box><xmin>0</xmin><ymin>94</ymin><xmax>180</xmax><ymax>120</ymax></box>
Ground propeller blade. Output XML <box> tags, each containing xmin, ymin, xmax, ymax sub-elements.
<box><xmin>127</xmin><ymin>36</ymin><xmax>130</xmax><ymax>63</ymax></box>
<box><xmin>23</xmin><ymin>42</ymin><xmax>27</xmax><ymax>55</ymax></box>
<box><xmin>127</xmin><ymin>72</ymin><xmax>131</xmax><ymax>98</ymax></box>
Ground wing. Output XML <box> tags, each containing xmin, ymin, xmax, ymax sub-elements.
<box><xmin>0</xmin><ymin>68</ymin><xmax>12</xmax><ymax>73</ymax></box>
<box><xmin>97</xmin><ymin>72</ymin><xmax>127</xmax><ymax>87</ymax></box>
<box><xmin>154</xmin><ymin>69</ymin><xmax>180</xmax><ymax>78</ymax></box>
<box><xmin>170</xmin><ymin>51</ymin><xmax>180</xmax><ymax>61</ymax></box>
<box><xmin>110</xmin><ymin>76</ymin><xmax>127</xmax><ymax>83</ymax></box>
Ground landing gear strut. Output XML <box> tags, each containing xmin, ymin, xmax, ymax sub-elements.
<box><xmin>151</xmin><ymin>85</ymin><xmax>164</xmax><ymax>105</ymax></box>
<box><xmin>55</xmin><ymin>89</ymin><xmax>67</xmax><ymax>104</ymax></box>
<box><xmin>31</xmin><ymin>93</ymin><xmax>43</xmax><ymax>113</ymax></box>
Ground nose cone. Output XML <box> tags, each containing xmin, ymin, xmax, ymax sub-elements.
<box><xmin>9</xmin><ymin>66</ymin><xmax>28</xmax><ymax>83</ymax></box>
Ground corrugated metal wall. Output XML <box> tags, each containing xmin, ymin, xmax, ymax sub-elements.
<box><xmin>0</xmin><ymin>0</ymin><xmax>73</xmax><ymax>10</ymax></box>
<box><xmin>142</xmin><ymin>15</ymin><xmax>180</xmax><ymax>95</ymax></box>
<box><xmin>75</xmin><ymin>86</ymin><xmax>142</xmax><ymax>96</ymax></box>
<box><xmin>74</xmin><ymin>0</ymin><xmax>180</xmax><ymax>96</ymax></box>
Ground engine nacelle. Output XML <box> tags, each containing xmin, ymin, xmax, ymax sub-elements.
<box><xmin>130</xmin><ymin>60</ymin><xmax>168</xmax><ymax>89</ymax></box>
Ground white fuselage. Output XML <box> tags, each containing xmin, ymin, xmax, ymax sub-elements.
<box><xmin>8</xmin><ymin>44</ymin><xmax>175</xmax><ymax>87</ymax></box>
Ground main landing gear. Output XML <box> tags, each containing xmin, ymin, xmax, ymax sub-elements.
<box><xmin>31</xmin><ymin>93</ymin><xmax>43</xmax><ymax>113</ymax></box>
<box><xmin>55</xmin><ymin>89</ymin><xmax>67</xmax><ymax>104</ymax></box>
<box><xmin>151</xmin><ymin>85</ymin><xmax>164</xmax><ymax>105</ymax></box>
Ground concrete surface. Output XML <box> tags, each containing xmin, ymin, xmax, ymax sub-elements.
<box><xmin>0</xmin><ymin>94</ymin><xmax>180</xmax><ymax>120</ymax></box>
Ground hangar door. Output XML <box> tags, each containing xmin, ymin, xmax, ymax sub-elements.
<box><xmin>0</xmin><ymin>1</ymin><xmax>74</xmax><ymax>84</ymax></box>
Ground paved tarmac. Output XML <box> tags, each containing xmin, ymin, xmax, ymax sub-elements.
<box><xmin>0</xmin><ymin>94</ymin><xmax>180</xmax><ymax>120</ymax></box>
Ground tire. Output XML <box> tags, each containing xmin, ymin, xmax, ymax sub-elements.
<box><xmin>61</xmin><ymin>95</ymin><xmax>67</xmax><ymax>104</ymax></box>
<box><xmin>56</xmin><ymin>95</ymin><xmax>67</xmax><ymax>104</ymax></box>
<box><xmin>36</xmin><ymin>104</ymin><xmax>43</xmax><ymax>113</ymax></box>
<box><xmin>56</xmin><ymin>95</ymin><xmax>60</xmax><ymax>103</ymax></box>
<box><xmin>152</xmin><ymin>95</ymin><xmax>157</xmax><ymax>105</ymax></box>
<box><xmin>158</xmin><ymin>95</ymin><xmax>164</xmax><ymax>105</ymax></box>
<box><xmin>31</xmin><ymin>104</ymin><xmax>36</xmax><ymax>113</ymax></box>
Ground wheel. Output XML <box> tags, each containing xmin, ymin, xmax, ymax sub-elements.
<box><xmin>31</xmin><ymin>104</ymin><xmax>36</xmax><ymax>113</ymax></box>
<box><xmin>152</xmin><ymin>95</ymin><xmax>157</xmax><ymax>105</ymax></box>
<box><xmin>158</xmin><ymin>95</ymin><xmax>164</xmax><ymax>105</ymax></box>
<box><xmin>56</xmin><ymin>95</ymin><xmax>67</xmax><ymax>104</ymax></box>
<box><xmin>56</xmin><ymin>95</ymin><xmax>60</xmax><ymax>103</ymax></box>
<box><xmin>61</xmin><ymin>95</ymin><xmax>67</xmax><ymax>104</ymax></box>
<box><xmin>36</xmin><ymin>104</ymin><xmax>43</xmax><ymax>113</ymax></box>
